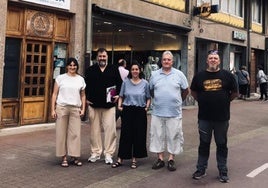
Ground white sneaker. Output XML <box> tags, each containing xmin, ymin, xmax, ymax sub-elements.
<box><xmin>105</xmin><ymin>156</ymin><xmax>113</xmax><ymax>164</ymax></box>
<box><xmin>88</xmin><ymin>154</ymin><xmax>100</xmax><ymax>163</ymax></box>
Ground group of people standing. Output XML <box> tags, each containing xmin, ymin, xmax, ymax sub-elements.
<box><xmin>51</xmin><ymin>48</ymin><xmax>240</xmax><ymax>183</ymax></box>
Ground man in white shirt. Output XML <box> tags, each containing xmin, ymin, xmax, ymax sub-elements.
<box><xmin>118</xmin><ymin>59</ymin><xmax>129</xmax><ymax>80</ymax></box>
<box><xmin>116</xmin><ymin>59</ymin><xmax>129</xmax><ymax>121</ymax></box>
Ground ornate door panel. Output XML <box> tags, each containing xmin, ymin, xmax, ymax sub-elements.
<box><xmin>21</xmin><ymin>41</ymin><xmax>51</xmax><ymax>125</ymax></box>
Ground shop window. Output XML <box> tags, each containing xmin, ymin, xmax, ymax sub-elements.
<box><xmin>92</xmin><ymin>18</ymin><xmax>183</xmax><ymax>67</ymax></box>
<box><xmin>53</xmin><ymin>43</ymin><xmax>67</xmax><ymax>79</ymax></box>
<box><xmin>3</xmin><ymin>38</ymin><xmax>21</xmax><ymax>98</ymax></box>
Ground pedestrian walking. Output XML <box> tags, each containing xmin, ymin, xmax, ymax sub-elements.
<box><xmin>235</xmin><ymin>65</ymin><xmax>250</xmax><ymax>100</ymax></box>
<box><xmin>51</xmin><ymin>57</ymin><xmax>86</xmax><ymax>167</ymax></box>
<box><xmin>112</xmin><ymin>61</ymin><xmax>151</xmax><ymax>169</ymax></box>
<box><xmin>190</xmin><ymin>50</ymin><xmax>238</xmax><ymax>183</ymax></box>
<box><xmin>256</xmin><ymin>65</ymin><xmax>268</xmax><ymax>101</ymax></box>
<box><xmin>149</xmin><ymin>50</ymin><xmax>189</xmax><ymax>171</ymax></box>
<box><xmin>84</xmin><ymin>48</ymin><xmax>122</xmax><ymax>165</ymax></box>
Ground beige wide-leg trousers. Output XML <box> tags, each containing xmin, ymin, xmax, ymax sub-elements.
<box><xmin>88</xmin><ymin>106</ymin><xmax>117</xmax><ymax>158</ymax></box>
<box><xmin>55</xmin><ymin>105</ymin><xmax>81</xmax><ymax>157</ymax></box>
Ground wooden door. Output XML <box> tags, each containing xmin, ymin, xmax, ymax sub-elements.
<box><xmin>21</xmin><ymin>41</ymin><xmax>52</xmax><ymax>125</ymax></box>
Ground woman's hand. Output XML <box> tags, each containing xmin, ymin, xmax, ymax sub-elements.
<box><xmin>51</xmin><ymin>110</ymin><xmax>57</xmax><ymax>119</ymax></box>
<box><xmin>79</xmin><ymin>109</ymin><xmax>85</xmax><ymax>117</ymax></box>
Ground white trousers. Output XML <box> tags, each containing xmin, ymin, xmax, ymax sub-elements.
<box><xmin>149</xmin><ymin>115</ymin><xmax>184</xmax><ymax>155</ymax></box>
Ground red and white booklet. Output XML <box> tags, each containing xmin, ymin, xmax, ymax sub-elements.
<box><xmin>106</xmin><ymin>85</ymin><xmax>116</xmax><ymax>103</ymax></box>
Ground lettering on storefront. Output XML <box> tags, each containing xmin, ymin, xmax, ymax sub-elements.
<box><xmin>232</xmin><ymin>31</ymin><xmax>246</xmax><ymax>41</ymax></box>
<box><xmin>20</xmin><ymin>0</ymin><xmax>70</xmax><ymax>10</ymax></box>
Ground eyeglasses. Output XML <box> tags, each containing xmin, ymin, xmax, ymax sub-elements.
<box><xmin>208</xmin><ymin>50</ymin><xmax>218</xmax><ymax>55</ymax></box>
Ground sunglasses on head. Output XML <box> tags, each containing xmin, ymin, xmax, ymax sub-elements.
<box><xmin>208</xmin><ymin>50</ymin><xmax>218</xmax><ymax>55</ymax></box>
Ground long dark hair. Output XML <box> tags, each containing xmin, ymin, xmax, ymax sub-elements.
<box><xmin>128</xmin><ymin>60</ymin><xmax>143</xmax><ymax>79</ymax></box>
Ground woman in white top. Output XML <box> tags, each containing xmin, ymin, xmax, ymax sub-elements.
<box><xmin>51</xmin><ymin>57</ymin><xmax>86</xmax><ymax>167</ymax></box>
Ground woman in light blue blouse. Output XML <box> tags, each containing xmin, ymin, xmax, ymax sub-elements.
<box><xmin>112</xmin><ymin>61</ymin><xmax>151</xmax><ymax>169</ymax></box>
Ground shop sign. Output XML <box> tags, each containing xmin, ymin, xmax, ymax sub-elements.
<box><xmin>193</xmin><ymin>3</ymin><xmax>218</xmax><ymax>17</ymax></box>
<box><xmin>20</xmin><ymin>0</ymin><xmax>70</xmax><ymax>10</ymax></box>
<box><xmin>232</xmin><ymin>31</ymin><xmax>246</xmax><ymax>41</ymax></box>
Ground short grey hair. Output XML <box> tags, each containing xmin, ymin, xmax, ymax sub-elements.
<box><xmin>162</xmin><ymin>50</ymin><xmax>173</xmax><ymax>60</ymax></box>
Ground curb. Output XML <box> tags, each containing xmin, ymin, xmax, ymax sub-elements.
<box><xmin>0</xmin><ymin>123</ymin><xmax>55</xmax><ymax>137</ymax></box>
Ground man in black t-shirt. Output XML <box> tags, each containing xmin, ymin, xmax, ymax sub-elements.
<box><xmin>190</xmin><ymin>50</ymin><xmax>238</xmax><ymax>183</ymax></box>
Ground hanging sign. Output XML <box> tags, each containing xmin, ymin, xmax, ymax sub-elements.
<box><xmin>193</xmin><ymin>3</ymin><xmax>218</xmax><ymax>17</ymax></box>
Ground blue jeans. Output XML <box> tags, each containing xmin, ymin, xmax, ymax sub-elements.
<box><xmin>196</xmin><ymin>120</ymin><xmax>229</xmax><ymax>173</ymax></box>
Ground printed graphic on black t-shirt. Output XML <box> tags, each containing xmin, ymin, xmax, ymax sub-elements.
<box><xmin>203</xmin><ymin>79</ymin><xmax>222</xmax><ymax>91</ymax></box>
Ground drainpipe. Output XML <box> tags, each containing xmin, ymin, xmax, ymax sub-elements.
<box><xmin>246</xmin><ymin>0</ymin><xmax>251</xmax><ymax>95</ymax></box>
<box><xmin>85</xmin><ymin>0</ymin><xmax>92</xmax><ymax>71</ymax></box>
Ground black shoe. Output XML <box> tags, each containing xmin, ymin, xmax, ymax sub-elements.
<box><xmin>192</xmin><ymin>170</ymin><xmax>206</xmax><ymax>180</ymax></box>
<box><xmin>167</xmin><ymin>160</ymin><xmax>176</xmax><ymax>171</ymax></box>
<box><xmin>218</xmin><ymin>172</ymin><xmax>229</xmax><ymax>183</ymax></box>
<box><xmin>152</xmin><ymin>159</ymin><xmax>165</xmax><ymax>170</ymax></box>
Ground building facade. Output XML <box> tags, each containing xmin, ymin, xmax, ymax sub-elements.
<box><xmin>1</xmin><ymin>0</ymin><xmax>267</xmax><ymax>127</ymax></box>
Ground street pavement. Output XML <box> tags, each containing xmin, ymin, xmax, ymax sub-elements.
<box><xmin>0</xmin><ymin>98</ymin><xmax>268</xmax><ymax>188</ymax></box>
